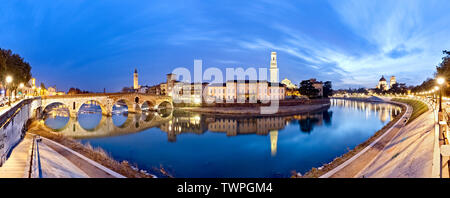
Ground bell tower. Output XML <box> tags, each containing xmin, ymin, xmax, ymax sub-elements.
<box><xmin>133</xmin><ymin>68</ymin><xmax>139</xmax><ymax>89</ymax></box>
<box><xmin>270</xmin><ymin>52</ymin><xmax>279</xmax><ymax>83</ymax></box>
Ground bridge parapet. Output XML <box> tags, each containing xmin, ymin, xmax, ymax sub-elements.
<box><xmin>40</xmin><ymin>93</ymin><xmax>172</xmax><ymax>118</ymax></box>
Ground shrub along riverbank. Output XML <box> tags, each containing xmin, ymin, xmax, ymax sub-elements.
<box><xmin>391</xmin><ymin>98</ymin><xmax>429</xmax><ymax>124</ymax></box>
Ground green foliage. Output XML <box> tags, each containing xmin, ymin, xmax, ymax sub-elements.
<box><xmin>323</xmin><ymin>81</ymin><xmax>332</xmax><ymax>98</ymax></box>
<box><xmin>391</xmin><ymin>98</ymin><xmax>428</xmax><ymax>124</ymax></box>
<box><xmin>0</xmin><ymin>48</ymin><xmax>32</xmax><ymax>90</ymax></box>
<box><xmin>436</xmin><ymin>50</ymin><xmax>450</xmax><ymax>81</ymax></box>
<box><xmin>414</xmin><ymin>50</ymin><xmax>450</xmax><ymax>95</ymax></box>
<box><xmin>299</xmin><ymin>80</ymin><xmax>319</xmax><ymax>98</ymax></box>
<box><xmin>387</xmin><ymin>83</ymin><xmax>408</xmax><ymax>95</ymax></box>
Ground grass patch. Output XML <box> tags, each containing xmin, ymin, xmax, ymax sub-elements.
<box><xmin>391</xmin><ymin>98</ymin><xmax>428</xmax><ymax>124</ymax></box>
<box><xmin>27</xmin><ymin>120</ymin><xmax>153</xmax><ymax>178</ymax></box>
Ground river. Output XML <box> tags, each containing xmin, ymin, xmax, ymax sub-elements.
<box><xmin>42</xmin><ymin>99</ymin><xmax>401</xmax><ymax>178</ymax></box>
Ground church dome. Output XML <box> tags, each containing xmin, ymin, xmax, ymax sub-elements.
<box><xmin>379</xmin><ymin>76</ymin><xmax>386</xmax><ymax>81</ymax></box>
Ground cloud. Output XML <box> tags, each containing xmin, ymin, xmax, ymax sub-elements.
<box><xmin>233</xmin><ymin>0</ymin><xmax>450</xmax><ymax>88</ymax></box>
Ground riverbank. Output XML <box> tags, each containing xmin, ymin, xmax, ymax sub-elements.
<box><xmin>355</xmin><ymin>99</ymin><xmax>435</xmax><ymax>177</ymax></box>
<box><xmin>298</xmin><ymin>98</ymin><xmax>414</xmax><ymax>178</ymax></box>
<box><xmin>26</xmin><ymin>120</ymin><xmax>154</xmax><ymax>178</ymax></box>
<box><xmin>178</xmin><ymin>99</ymin><xmax>331</xmax><ymax>115</ymax></box>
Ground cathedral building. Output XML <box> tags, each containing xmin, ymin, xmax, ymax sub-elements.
<box><xmin>376</xmin><ymin>75</ymin><xmax>396</xmax><ymax>90</ymax></box>
<box><xmin>390</xmin><ymin>76</ymin><xmax>396</xmax><ymax>88</ymax></box>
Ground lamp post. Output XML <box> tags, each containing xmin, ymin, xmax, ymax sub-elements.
<box><xmin>19</xmin><ymin>83</ymin><xmax>24</xmax><ymax>99</ymax></box>
<box><xmin>437</xmin><ymin>77</ymin><xmax>445</xmax><ymax>112</ymax></box>
<box><xmin>5</xmin><ymin>76</ymin><xmax>12</xmax><ymax>106</ymax></box>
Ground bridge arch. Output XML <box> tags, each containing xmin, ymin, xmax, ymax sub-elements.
<box><xmin>76</xmin><ymin>100</ymin><xmax>106</xmax><ymax>131</ymax></box>
<box><xmin>141</xmin><ymin>100</ymin><xmax>156</xmax><ymax>111</ymax></box>
<box><xmin>113</xmin><ymin>98</ymin><xmax>134</xmax><ymax>113</ymax></box>
<box><xmin>75</xmin><ymin>100</ymin><xmax>107</xmax><ymax>116</ymax></box>
<box><xmin>42</xmin><ymin>102</ymin><xmax>71</xmax><ymax>130</ymax></box>
<box><xmin>157</xmin><ymin>100</ymin><xmax>173</xmax><ymax>110</ymax></box>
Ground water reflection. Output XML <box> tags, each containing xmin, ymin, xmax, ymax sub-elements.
<box><xmin>42</xmin><ymin>99</ymin><xmax>402</xmax><ymax>177</ymax></box>
<box><xmin>331</xmin><ymin>99</ymin><xmax>402</xmax><ymax>123</ymax></box>
<box><xmin>77</xmin><ymin>101</ymin><xmax>103</xmax><ymax>131</ymax></box>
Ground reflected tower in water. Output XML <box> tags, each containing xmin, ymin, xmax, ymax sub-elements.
<box><xmin>270</xmin><ymin>130</ymin><xmax>278</xmax><ymax>157</ymax></box>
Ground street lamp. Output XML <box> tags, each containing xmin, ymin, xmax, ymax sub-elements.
<box><xmin>437</xmin><ymin>77</ymin><xmax>445</xmax><ymax>112</ymax></box>
<box><xmin>19</xmin><ymin>83</ymin><xmax>24</xmax><ymax>98</ymax></box>
<box><xmin>5</xmin><ymin>75</ymin><xmax>12</xmax><ymax>106</ymax></box>
<box><xmin>32</xmin><ymin>85</ymin><xmax>36</xmax><ymax>96</ymax></box>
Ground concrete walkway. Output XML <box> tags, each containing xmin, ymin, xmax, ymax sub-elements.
<box><xmin>0</xmin><ymin>133</ymin><xmax>124</xmax><ymax>178</ymax></box>
<box><xmin>38</xmin><ymin>140</ymin><xmax>89</xmax><ymax>178</ymax></box>
<box><xmin>0</xmin><ymin>135</ymin><xmax>32</xmax><ymax>178</ymax></box>
<box><xmin>356</xmin><ymin>106</ymin><xmax>435</xmax><ymax>178</ymax></box>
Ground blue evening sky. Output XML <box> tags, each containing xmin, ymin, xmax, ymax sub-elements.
<box><xmin>1</xmin><ymin>0</ymin><xmax>449</xmax><ymax>92</ymax></box>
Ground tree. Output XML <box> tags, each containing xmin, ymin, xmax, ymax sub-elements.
<box><xmin>67</xmin><ymin>87</ymin><xmax>90</xmax><ymax>95</ymax></box>
<box><xmin>436</xmin><ymin>50</ymin><xmax>450</xmax><ymax>80</ymax></box>
<box><xmin>435</xmin><ymin>50</ymin><xmax>450</xmax><ymax>95</ymax></box>
<box><xmin>323</xmin><ymin>81</ymin><xmax>333</xmax><ymax>98</ymax></box>
<box><xmin>299</xmin><ymin>80</ymin><xmax>319</xmax><ymax>98</ymax></box>
<box><xmin>0</xmin><ymin>48</ymin><xmax>32</xmax><ymax>92</ymax></box>
<box><xmin>122</xmin><ymin>86</ymin><xmax>134</xmax><ymax>93</ymax></box>
<box><xmin>412</xmin><ymin>78</ymin><xmax>435</xmax><ymax>93</ymax></box>
<box><xmin>388</xmin><ymin>83</ymin><xmax>408</xmax><ymax>95</ymax></box>
<box><xmin>40</xmin><ymin>82</ymin><xmax>46</xmax><ymax>90</ymax></box>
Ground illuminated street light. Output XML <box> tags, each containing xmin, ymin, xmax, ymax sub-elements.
<box><xmin>6</xmin><ymin>76</ymin><xmax>12</xmax><ymax>84</ymax></box>
<box><xmin>5</xmin><ymin>75</ymin><xmax>13</xmax><ymax>106</ymax></box>
<box><xmin>437</xmin><ymin>77</ymin><xmax>445</xmax><ymax>85</ymax></box>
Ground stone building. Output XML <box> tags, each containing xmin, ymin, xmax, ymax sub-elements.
<box><xmin>375</xmin><ymin>75</ymin><xmax>396</xmax><ymax>90</ymax></box>
<box><xmin>376</xmin><ymin>76</ymin><xmax>389</xmax><ymax>90</ymax></box>
<box><xmin>281</xmin><ymin>78</ymin><xmax>298</xmax><ymax>89</ymax></box>
<box><xmin>310</xmin><ymin>78</ymin><xmax>324</xmax><ymax>97</ymax></box>
<box><xmin>207</xmin><ymin>80</ymin><xmax>285</xmax><ymax>102</ymax></box>
<box><xmin>206</xmin><ymin>52</ymin><xmax>286</xmax><ymax>102</ymax></box>
<box><xmin>390</xmin><ymin>76</ymin><xmax>396</xmax><ymax>88</ymax></box>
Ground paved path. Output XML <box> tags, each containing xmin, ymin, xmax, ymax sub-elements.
<box><xmin>0</xmin><ymin>135</ymin><xmax>32</xmax><ymax>178</ymax></box>
<box><xmin>356</xmin><ymin>106</ymin><xmax>435</xmax><ymax>177</ymax></box>
<box><xmin>39</xmin><ymin>138</ymin><xmax>117</xmax><ymax>178</ymax></box>
<box><xmin>0</xmin><ymin>133</ymin><xmax>123</xmax><ymax>178</ymax></box>
<box><xmin>38</xmin><ymin>140</ymin><xmax>89</xmax><ymax>178</ymax></box>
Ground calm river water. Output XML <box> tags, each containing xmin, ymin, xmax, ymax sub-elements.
<box><xmin>42</xmin><ymin>99</ymin><xmax>401</xmax><ymax>178</ymax></box>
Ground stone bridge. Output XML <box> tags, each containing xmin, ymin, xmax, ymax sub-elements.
<box><xmin>46</xmin><ymin>111</ymin><xmax>173</xmax><ymax>139</ymax></box>
<box><xmin>40</xmin><ymin>93</ymin><xmax>173</xmax><ymax>117</ymax></box>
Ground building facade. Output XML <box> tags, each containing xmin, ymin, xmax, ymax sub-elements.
<box><xmin>206</xmin><ymin>52</ymin><xmax>286</xmax><ymax>103</ymax></box>
<box><xmin>281</xmin><ymin>78</ymin><xmax>298</xmax><ymax>89</ymax></box>
<box><xmin>310</xmin><ymin>78</ymin><xmax>324</xmax><ymax>97</ymax></box>
<box><xmin>376</xmin><ymin>75</ymin><xmax>396</xmax><ymax>90</ymax></box>
<box><xmin>207</xmin><ymin>80</ymin><xmax>285</xmax><ymax>102</ymax></box>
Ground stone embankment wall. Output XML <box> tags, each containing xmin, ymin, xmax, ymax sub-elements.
<box><xmin>0</xmin><ymin>99</ymin><xmax>41</xmax><ymax>166</ymax></box>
